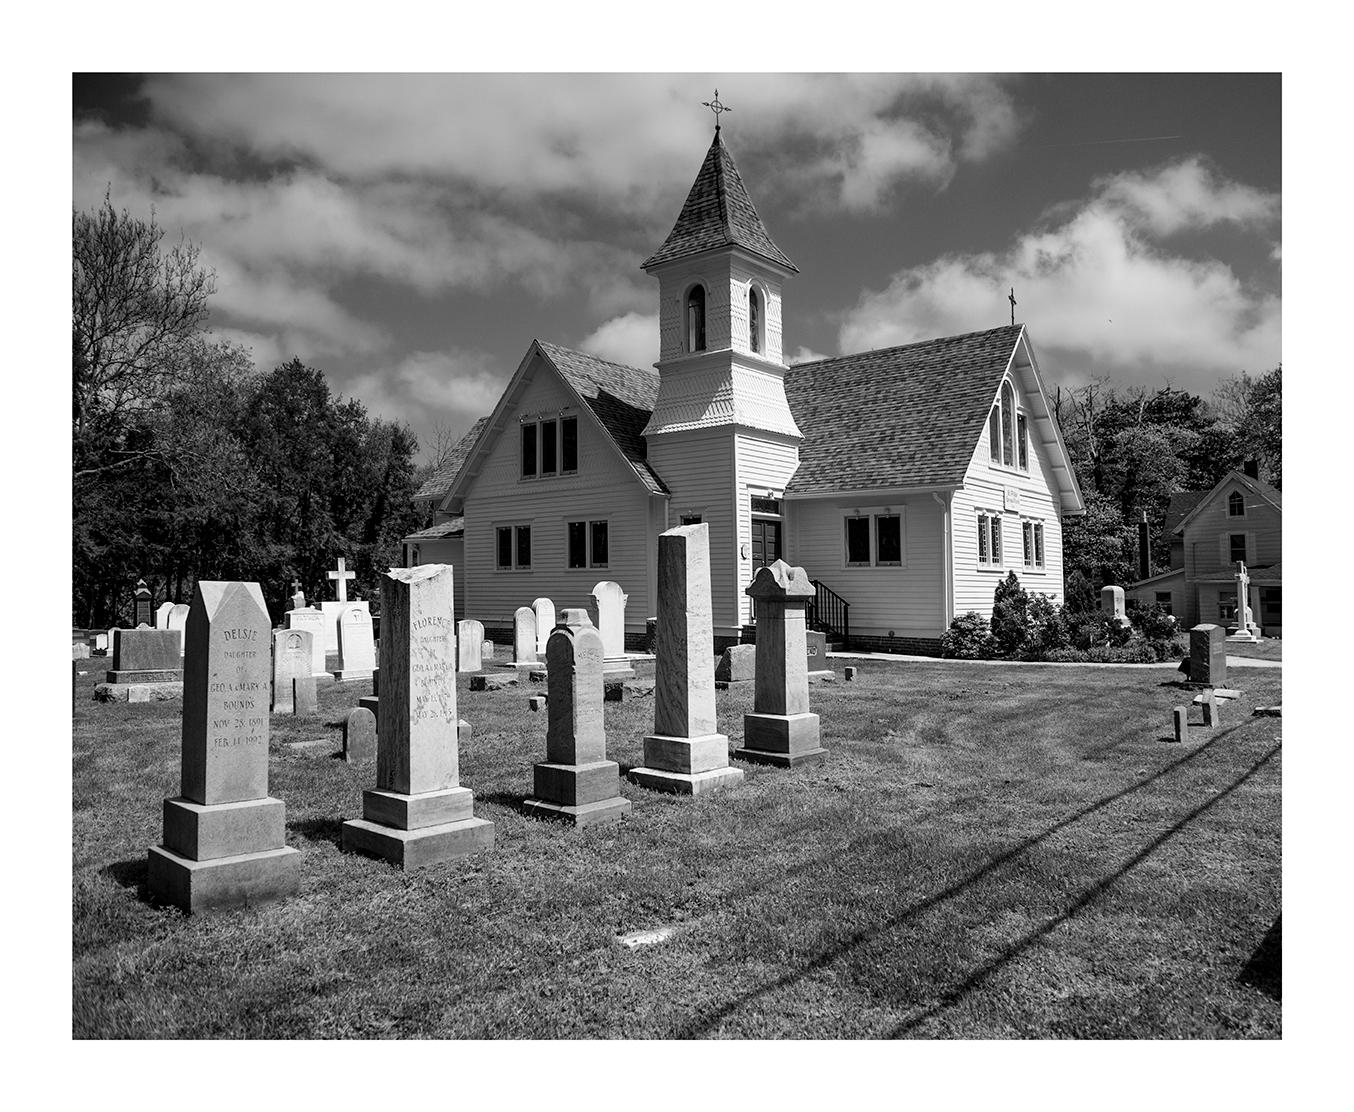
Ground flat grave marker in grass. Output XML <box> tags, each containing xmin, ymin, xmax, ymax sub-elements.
<box><xmin>146</xmin><ymin>580</ymin><xmax>300</xmax><ymax>914</ymax></box>
<box><xmin>522</xmin><ymin>608</ymin><xmax>631</xmax><ymax>827</ymax></box>
<box><xmin>341</xmin><ymin>564</ymin><xmax>493</xmax><ymax>869</ymax></box>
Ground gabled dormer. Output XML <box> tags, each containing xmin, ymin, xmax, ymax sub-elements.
<box><xmin>640</xmin><ymin>127</ymin><xmax>801</xmax><ymax>439</ymax></box>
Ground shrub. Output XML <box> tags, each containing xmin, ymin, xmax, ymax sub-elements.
<box><xmin>1129</xmin><ymin>602</ymin><xmax>1181</xmax><ymax>659</ymax></box>
<box><xmin>990</xmin><ymin>571</ymin><xmax>1030</xmax><ymax>655</ymax></box>
<box><xmin>1024</xmin><ymin>592</ymin><xmax>1069</xmax><ymax>657</ymax></box>
<box><xmin>1044</xmin><ymin>641</ymin><xmax>1156</xmax><ymax>664</ymax></box>
<box><xmin>1064</xmin><ymin>570</ymin><xmax>1098</xmax><ymax>614</ymax></box>
<box><xmin>941</xmin><ymin>611</ymin><xmax>996</xmax><ymax>659</ymax></box>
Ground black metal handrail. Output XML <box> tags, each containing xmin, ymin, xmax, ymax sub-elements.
<box><xmin>808</xmin><ymin>578</ymin><xmax>850</xmax><ymax>648</ymax></box>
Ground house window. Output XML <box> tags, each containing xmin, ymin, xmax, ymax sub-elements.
<box><xmin>875</xmin><ymin>515</ymin><xmax>902</xmax><ymax>565</ymax></box>
<box><xmin>1219</xmin><ymin>599</ymin><xmax>1238</xmax><ymax>623</ymax></box>
<box><xmin>749</xmin><ymin>287</ymin><xmax>762</xmax><ymax>354</ymax></box>
<box><xmin>1228</xmin><ymin>491</ymin><xmax>1245</xmax><ymax>517</ymax></box>
<box><xmin>989</xmin><ymin>407</ymin><xmax>1001</xmax><ymax>462</ymax></box>
<box><xmin>680</xmin><ymin>513</ymin><xmax>703</xmax><ymax>526</ymax></box>
<box><xmin>1229</xmin><ymin>534</ymin><xmax>1247</xmax><ymax>564</ymax></box>
<box><xmin>1017</xmin><ymin>413</ymin><xmax>1029</xmax><ymax>471</ymax></box>
<box><xmin>750</xmin><ymin>497</ymin><xmax>781</xmax><ymax>515</ymax></box>
<box><xmin>1022</xmin><ymin>521</ymin><xmax>1045</xmax><ymax>568</ymax></box>
<box><xmin>567</xmin><ymin>519</ymin><xmax>609</xmax><ymax>568</ymax></box>
<box><xmin>497</xmin><ymin>525</ymin><xmax>532</xmax><ymax>570</ymax></box>
<box><xmin>1261</xmin><ymin>586</ymin><xmax>1281</xmax><ymax>620</ymax></box>
<box><xmin>1155</xmin><ymin>591</ymin><xmax>1174</xmax><ymax>614</ymax></box>
<box><xmin>541</xmin><ymin>419</ymin><xmax>558</xmax><ymax>476</ymax></box>
<box><xmin>686</xmin><ymin>285</ymin><xmax>706</xmax><ymax>352</ymax></box>
<box><xmin>409</xmin><ymin>545</ymin><xmax>420</xmax><ymax>567</ymax></box>
<box><xmin>978</xmin><ymin>513</ymin><xmax>1003</xmax><ymax>566</ymax></box>
<box><xmin>1034</xmin><ymin>523</ymin><xmax>1044</xmax><ymax>568</ymax></box>
<box><xmin>845</xmin><ymin>516</ymin><xmax>871</xmax><ymax>566</ymax></box>
<box><xmin>561</xmin><ymin>416</ymin><xmax>578</xmax><ymax>473</ymax></box>
<box><xmin>520</xmin><ymin>423</ymin><xmax>537</xmax><ymax>477</ymax></box>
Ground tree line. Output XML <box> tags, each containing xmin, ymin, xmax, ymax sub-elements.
<box><xmin>73</xmin><ymin>194</ymin><xmax>424</xmax><ymax>627</ymax></box>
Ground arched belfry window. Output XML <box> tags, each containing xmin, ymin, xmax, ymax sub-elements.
<box><xmin>686</xmin><ymin>285</ymin><xmax>706</xmax><ymax>353</ymax></box>
<box><xmin>749</xmin><ymin>287</ymin><xmax>762</xmax><ymax>354</ymax></box>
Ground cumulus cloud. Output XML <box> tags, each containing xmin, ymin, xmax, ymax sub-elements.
<box><xmin>790</xmin><ymin>345</ymin><xmax>830</xmax><ymax>365</ymax></box>
<box><xmin>577</xmin><ymin>312</ymin><xmax>660</xmax><ymax>370</ymax></box>
<box><xmin>346</xmin><ymin>350</ymin><xmax>508</xmax><ymax>443</ymax></box>
<box><xmin>838</xmin><ymin>158</ymin><xmax>1281</xmax><ymax>386</ymax></box>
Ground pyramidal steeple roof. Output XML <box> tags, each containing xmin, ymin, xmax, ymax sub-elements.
<box><xmin>642</xmin><ymin>129</ymin><xmax>798</xmax><ymax>273</ymax></box>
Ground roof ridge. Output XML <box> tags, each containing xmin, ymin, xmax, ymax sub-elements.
<box><xmin>537</xmin><ymin>338</ymin><xmax>656</xmax><ymax>379</ymax></box>
<box><xmin>789</xmin><ymin>324</ymin><xmax>1024</xmax><ymax>371</ymax></box>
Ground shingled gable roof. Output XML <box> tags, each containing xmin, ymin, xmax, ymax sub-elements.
<box><xmin>783</xmin><ymin>325</ymin><xmax>1027</xmax><ymax>496</ymax></box>
<box><xmin>1169</xmin><ymin>468</ymin><xmax>1283</xmax><ymax>536</ymax></box>
<box><xmin>641</xmin><ymin>129</ymin><xmax>798</xmax><ymax>273</ymax></box>
<box><xmin>413</xmin><ymin>416</ymin><xmax>490</xmax><ymax>505</ymax></box>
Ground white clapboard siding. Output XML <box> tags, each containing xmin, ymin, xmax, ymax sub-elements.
<box><xmin>461</xmin><ymin>363</ymin><xmax>656</xmax><ymax>632</ymax></box>
<box><xmin>734</xmin><ymin>432</ymin><xmax>801</xmax><ymax>624</ymax></box>
<box><xmin>951</xmin><ymin>375</ymin><xmax>1066</xmax><ymax>619</ymax></box>
<box><xmin>1183</xmin><ymin>482</ymin><xmax>1281</xmax><ymax>578</ymax></box>
<box><xmin>648</xmin><ymin>427</ymin><xmax>742</xmax><ymax>634</ymax></box>
<box><xmin>786</xmin><ymin>493</ymin><xmax>945</xmax><ymax>637</ymax></box>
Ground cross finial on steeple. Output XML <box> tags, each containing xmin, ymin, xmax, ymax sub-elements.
<box><xmin>702</xmin><ymin>89</ymin><xmax>732</xmax><ymax>132</ymax></box>
<box><xmin>1009</xmin><ymin>287</ymin><xmax>1018</xmax><ymax>326</ymax></box>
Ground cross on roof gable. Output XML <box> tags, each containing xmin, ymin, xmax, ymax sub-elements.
<box><xmin>642</xmin><ymin>131</ymin><xmax>797</xmax><ymax>273</ymax></box>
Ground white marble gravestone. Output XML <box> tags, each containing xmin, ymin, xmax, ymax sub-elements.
<box><xmin>155</xmin><ymin>601</ymin><xmax>175</xmax><ymax>629</ymax></box>
<box><xmin>341</xmin><ymin>564</ymin><xmax>493</xmax><ymax>869</ymax></box>
<box><xmin>458</xmin><ymin>619</ymin><xmax>485</xmax><ymax>673</ymax></box>
<box><xmin>334</xmin><ymin>604</ymin><xmax>376</xmax><ymax>681</ymax></box>
<box><xmin>271</xmin><ymin>628</ymin><xmax>313</xmax><ymax>714</ymax></box>
<box><xmin>514</xmin><ymin>606</ymin><xmax>538</xmax><ymax>664</ymax></box>
<box><xmin>1100</xmin><ymin>586</ymin><xmax>1129</xmax><ymax>627</ymax></box>
<box><xmin>146</xmin><ymin>581</ymin><xmax>299</xmax><ymax>913</ymax></box>
<box><xmin>284</xmin><ymin>607</ymin><xmax>328</xmax><ymax>677</ymax></box>
<box><xmin>522</xmin><ymin>610</ymin><xmax>631</xmax><ymax>826</ymax></box>
<box><xmin>628</xmin><ymin>524</ymin><xmax>743</xmax><ymax>795</ymax></box>
<box><xmin>735</xmin><ymin>561</ymin><xmax>827</xmax><ymax>767</ymax></box>
<box><xmin>532</xmin><ymin>597</ymin><xmax>556</xmax><ymax>658</ymax></box>
<box><xmin>588</xmin><ymin>581</ymin><xmax>635</xmax><ymax>679</ymax></box>
<box><xmin>168</xmin><ymin>603</ymin><xmax>191</xmax><ymax>655</ymax></box>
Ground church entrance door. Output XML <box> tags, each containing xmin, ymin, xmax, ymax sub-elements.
<box><xmin>751</xmin><ymin>519</ymin><xmax>782</xmax><ymax>570</ymax></box>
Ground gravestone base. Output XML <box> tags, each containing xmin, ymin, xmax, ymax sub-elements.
<box><xmin>522</xmin><ymin>795</ymin><xmax>632</xmax><ymax>827</ymax></box>
<box><xmin>342</xmin><ymin>786</ymin><xmax>494</xmax><ymax>870</ymax></box>
<box><xmin>94</xmin><ymin>681</ymin><xmax>182</xmax><ymax>703</ymax></box>
<box><xmin>105</xmin><ymin>668</ymin><xmax>183</xmax><ymax>684</ymax></box>
<box><xmin>806</xmin><ymin>669</ymin><xmax>834</xmax><ymax>680</ymax></box>
<box><xmin>341</xmin><ymin>815</ymin><xmax>494</xmax><ymax>870</ymax></box>
<box><xmin>147</xmin><ymin>843</ymin><xmax>300</xmax><ymax>914</ymax></box>
<box><xmin>162</xmin><ymin>796</ymin><xmax>286</xmax><ymax>860</ymax></box>
<box><xmin>736</xmin><ymin>712</ymin><xmax>826</xmax><ymax>767</ymax></box>
<box><xmin>331</xmin><ymin>668</ymin><xmax>375</xmax><ymax>682</ymax></box>
<box><xmin>1225</xmin><ymin>628</ymin><xmax>1261</xmax><ymax>643</ymax></box>
<box><xmin>358</xmin><ymin>695</ymin><xmax>380</xmax><ymax>715</ymax></box>
<box><xmin>602</xmin><ymin>659</ymin><xmax>637</xmax><ymax>681</ymax></box>
<box><xmin>629</xmin><ymin>732</ymin><xmax>742</xmax><ymax>794</ymax></box>
<box><xmin>471</xmin><ymin>674</ymin><xmax>518</xmax><ymax>692</ymax></box>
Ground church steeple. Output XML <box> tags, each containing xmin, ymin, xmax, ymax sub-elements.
<box><xmin>642</xmin><ymin>130</ymin><xmax>798</xmax><ymax>274</ymax></box>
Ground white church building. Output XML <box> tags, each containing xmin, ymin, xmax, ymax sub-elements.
<box><xmin>404</xmin><ymin>125</ymin><xmax>1084</xmax><ymax>653</ymax></box>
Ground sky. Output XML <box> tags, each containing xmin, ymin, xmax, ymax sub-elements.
<box><xmin>72</xmin><ymin>72</ymin><xmax>1281</xmax><ymax>461</ymax></box>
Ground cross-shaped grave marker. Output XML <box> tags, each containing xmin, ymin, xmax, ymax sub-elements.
<box><xmin>327</xmin><ymin>557</ymin><xmax>356</xmax><ymax>603</ymax></box>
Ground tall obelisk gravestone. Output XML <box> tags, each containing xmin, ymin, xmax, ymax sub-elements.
<box><xmin>341</xmin><ymin>564</ymin><xmax>493</xmax><ymax>869</ymax></box>
<box><xmin>522</xmin><ymin>609</ymin><xmax>631</xmax><ymax>826</ymax></box>
<box><xmin>147</xmin><ymin>581</ymin><xmax>300</xmax><ymax>913</ymax></box>
<box><xmin>628</xmin><ymin>524</ymin><xmax>744</xmax><ymax>795</ymax></box>
<box><xmin>735</xmin><ymin>560</ymin><xmax>827</xmax><ymax>766</ymax></box>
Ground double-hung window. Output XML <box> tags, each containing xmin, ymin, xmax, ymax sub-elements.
<box><xmin>496</xmin><ymin>525</ymin><xmax>532</xmax><ymax>570</ymax></box>
<box><xmin>567</xmin><ymin>519</ymin><xmax>609</xmax><ymax>569</ymax></box>
<box><xmin>521</xmin><ymin>415</ymin><xmax>579</xmax><ymax>478</ymax></box>
<box><xmin>1021</xmin><ymin>520</ymin><xmax>1045</xmax><ymax>569</ymax></box>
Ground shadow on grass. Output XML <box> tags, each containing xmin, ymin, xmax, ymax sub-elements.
<box><xmin>1238</xmin><ymin>914</ymin><xmax>1281</xmax><ymax>1001</ymax></box>
<box><xmin>479</xmin><ymin>790</ymin><xmax>528</xmax><ymax>810</ymax></box>
<box><xmin>102</xmin><ymin>857</ymin><xmax>148</xmax><ymax>901</ymax></box>
<box><xmin>674</xmin><ymin>723</ymin><xmax>1269</xmax><ymax>1038</ymax></box>
<box><xmin>289</xmin><ymin>816</ymin><xmax>343</xmax><ymax>848</ymax></box>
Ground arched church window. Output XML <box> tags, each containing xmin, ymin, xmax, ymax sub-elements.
<box><xmin>749</xmin><ymin>287</ymin><xmax>762</xmax><ymax>354</ymax></box>
<box><xmin>686</xmin><ymin>285</ymin><xmax>706</xmax><ymax>353</ymax></box>
<box><xmin>1001</xmin><ymin>382</ymin><xmax>1015</xmax><ymax>466</ymax></box>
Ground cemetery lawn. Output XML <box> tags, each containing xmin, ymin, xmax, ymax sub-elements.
<box><xmin>72</xmin><ymin>659</ymin><xmax>1281</xmax><ymax>1039</ymax></box>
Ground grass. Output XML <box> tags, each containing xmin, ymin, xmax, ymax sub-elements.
<box><xmin>1224</xmin><ymin>636</ymin><xmax>1283</xmax><ymax>662</ymax></box>
<box><xmin>72</xmin><ymin>654</ymin><xmax>1281</xmax><ymax>1039</ymax></box>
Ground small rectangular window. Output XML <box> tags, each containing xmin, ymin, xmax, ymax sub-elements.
<box><xmin>541</xmin><ymin>419</ymin><xmax>558</xmax><ymax>475</ymax></box>
<box><xmin>1155</xmin><ymin>591</ymin><xmax>1174</xmax><ymax>614</ymax></box>
<box><xmin>978</xmin><ymin>514</ymin><xmax>989</xmax><ymax>563</ymax></box>
<box><xmin>846</xmin><ymin>517</ymin><xmax>871</xmax><ymax>565</ymax></box>
<box><xmin>521</xmin><ymin>423</ymin><xmax>537</xmax><ymax>478</ymax></box>
<box><xmin>991</xmin><ymin>515</ymin><xmax>1003</xmax><ymax>564</ymax></box>
<box><xmin>1261</xmin><ymin>586</ymin><xmax>1281</xmax><ymax>619</ymax></box>
<box><xmin>876</xmin><ymin>515</ymin><xmax>901</xmax><ymax>565</ymax></box>
<box><xmin>516</xmin><ymin>525</ymin><xmax>532</xmax><ymax>569</ymax></box>
<box><xmin>1018</xmin><ymin>414</ymin><xmax>1029</xmax><ymax>470</ymax></box>
<box><xmin>1229</xmin><ymin>534</ymin><xmax>1247</xmax><ymax>564</ymax></box>
<box><xmin>680</xmin><ymin>514</ymin><xmax>702</xmax><ymax>526</ymax></box>
<box><xmin>1034</xmin><ymin>523</ymin><xmax>1044</xmax><ymax>568</ymax></box>
<box><xmin>561</xmin><ymin>416</ymin><xmax>578</xmax><ymax>472</ymax></box>
<box><xmin>590</xmin><ymin>521</ymin><xmax>609</xmax><ymax>567</ymax></box>
<box><xmin>750</xmin><ymin>497</ymin><xmax>782</xmax><ymax>515</ymax></box>
<box><xmin>1023</xmin><ymin>522</ymin><xmax>1034</xmax><ymax>566</ymax></box>
<box><xmin>989</xmin><ymin>408</ymin><xmax>1001</xmax><ymax>462</ymax></box>
<box><xmin>496</xmin><ymin>527</ymin><xmax>512</xmax><ymax>570</ymax></box>
<box><xmin>567</xmin><ymin>521</ymin><xmax>587</xmax><ymax>569</ymax></box>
